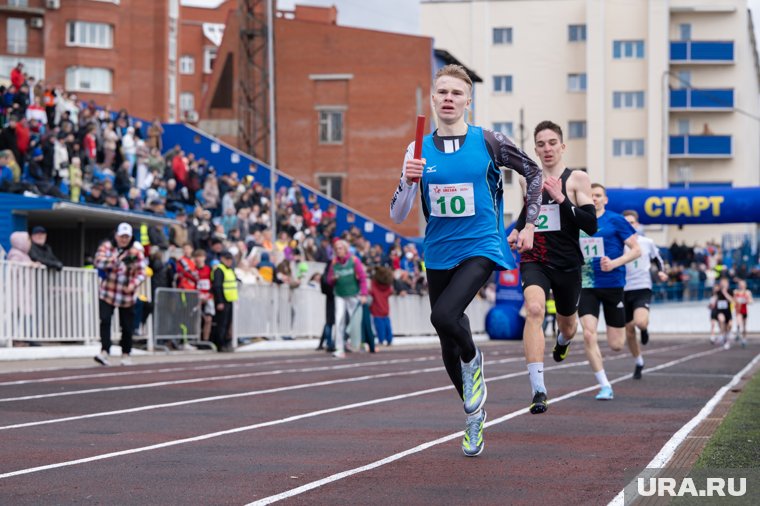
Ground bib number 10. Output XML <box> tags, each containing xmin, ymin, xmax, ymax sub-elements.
<box><xmin>436</xmin><ymin>195</ymin><xmax>467</xmax><ymax>215</ymax></box>
<box><xmin>428</xmin><ymin>183</ymin><xmax>475</xmax><ymax>218</ymax></box>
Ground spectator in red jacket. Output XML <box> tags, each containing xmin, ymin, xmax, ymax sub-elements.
<box><xmin>176</xmin><ymin>243</ymin><xmax>200</xmax><ymax>290</ymax></box>
<box><xmin>10</xmin><ymin>62</ymin><xmax>25</xmax><ymax>90</ymax></box>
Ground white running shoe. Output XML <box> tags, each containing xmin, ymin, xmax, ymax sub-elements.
<box><xmin>120</xmin><ymin>355</ymin><xmax>134</xmax><ymax>366</ymax></box>
<box><xmin>93</xmin><ymin>352</ymin><xmax>110</xmax><ymax>366</ymax></box>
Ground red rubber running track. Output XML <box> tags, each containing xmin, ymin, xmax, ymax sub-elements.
<box><xmin>0</xmin><ymin>337</ymin><xmax>756</xmax><ymax>505</ymax></box>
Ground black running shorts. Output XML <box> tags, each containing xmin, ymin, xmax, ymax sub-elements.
<box><xmin>623</xmin><ymin>288</ymin><xmax>652</xmax><ymax>323</ymax></box>
<box><xmin>520</xmin><ymin>262</ymin><xmax>581</xmax><ymax>317</ymax></box>
<box><xmin>578</xmin><ymin>287</ymin><xmax>626</xmax><ymax>328</ymax></box>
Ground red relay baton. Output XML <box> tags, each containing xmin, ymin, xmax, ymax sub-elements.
<box><xmin>412</xmin><ymin>115</ymin><xmax>425</xmax><ymax>183</ymax></box>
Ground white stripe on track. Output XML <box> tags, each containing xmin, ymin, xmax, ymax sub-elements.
<box><xmin>0</xmin><ymin>356</ymin><xmax>444</xmax><ymax>402</ymax></box>
<box><xmin>0</xmin><ymin>345</ymin><xmax>690</xmax><ymax>430</ymax></box>
<box><xmin>606</xmin><ymin>350</ymin><xmax>760</xmax><ymax>506</ymax></box>
<box><xmin>0</xmin><ymin>344</ymin><xmax>695</xmax><ymax>478</ymax></box>
<box><xmin>246</xmin><ymin>347</ymin><xmax>725</xmax><ymax>505</ymax></box>
<box><xmin>0</xmin><ymin>355</ymin><xmax>441</xmax><ymax>387</ymax></box>
<box><xmin>0</xmin><ymin>357</ymin><xmax>526</xmax><ymax>431</ymax></box>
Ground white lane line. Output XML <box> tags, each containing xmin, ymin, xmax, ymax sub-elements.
<box><xmin>0</xmin><ymin>357</ymin><xmax>526</xmax><ymax>431</ymax></box>
<box><xmin>246</xmin><ymin>347</ymin><xmax>724</xmax><ymax>505</ymax></box>
<box><xmin>0</xmin><ymin>343</ymin><xmax>691</xmax><ymax>402</ymax></box>
<box><xmin>0</xmin><ymin>356</ymin><xmax>444</xmax><ymax>403</ymax></box>
<box><xmin>0</xmin><ymin>355</ymin><xmax>440</xmax><ymax>386</ymax></box>
<box><xmin>0</xmin><ymin>344</ymin><xmax>691</xmax><ymax>429</ymax></box>
<box><xmin>0</xmin><ymin>345</ymin><xmax>694</xmax><ymax>479</ymax></box>
<box><xmin>607</xmin><ymin>350</ymin><xmax>760</xmax><ymax>506</ymax></box>
<box><xmin>0</xmin><ymin>355</ymin><xmax>441</xmax><ymax>387</ymax></box>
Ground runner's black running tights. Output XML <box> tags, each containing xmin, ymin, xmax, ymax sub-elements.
<box><xmin>426</xmin><ymin>256</ymin><xmax>496</xmax><ymax>399</ymax></box>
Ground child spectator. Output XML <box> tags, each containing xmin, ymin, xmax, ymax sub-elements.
<box><xmin>370</xmin><ymin>266</ymin><xmax>394</xmax><ymax>346</ymax></box>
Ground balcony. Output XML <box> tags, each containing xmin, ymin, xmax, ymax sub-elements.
<box><xmin>670</xmin><ymin>88</ymin><xmax>734</xmax><ymax>111</ymax></box>
<box><xmin>670</xmin><ymin>41</ymin><xmax>734</xmax><ymax>64</ymax></box>
<box><xmin>669</xmin><ymin>135</ymin><xmax>732</xmax><ymax>158</ymax></box>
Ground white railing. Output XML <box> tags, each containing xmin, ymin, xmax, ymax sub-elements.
<box><xmin>0</xmin><ymin>260</ymin><xmax>100</xmax><ymax>346</ymax></box>
<box><xmin>0</xmin><ymin>262</ymin><xmax>493</xmax><ymax>349</ymax></box>
<box><xmin>233</xmin><ymin>283</ymin><xmax>492</xmax><ymax>342</ymax></box>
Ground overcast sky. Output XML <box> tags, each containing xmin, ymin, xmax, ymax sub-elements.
<box><xmin>276</xmin><ymin>0</ymin><xmax>420</xmax><ymax>35</ymax></box>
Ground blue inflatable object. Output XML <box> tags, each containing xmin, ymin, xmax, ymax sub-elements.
<box><xmin>485</xmin><ymin>304</ymin><xmax>524</xmax><ymax>340</ymax></box>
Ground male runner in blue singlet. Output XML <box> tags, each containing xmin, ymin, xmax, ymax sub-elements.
<box><xmin>390</xmin><ymin>64</ymin><xmax>542</xmax><ymax>456</ymax></box>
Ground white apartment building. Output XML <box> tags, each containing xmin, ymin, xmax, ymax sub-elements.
<box><xmin>421</xmin><ymin>0</ymin><xmax>760</xmax><ymax>246</ymax></box>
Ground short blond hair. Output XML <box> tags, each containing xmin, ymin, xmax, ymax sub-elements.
<box><xmin>434</xmin><ymin>64</ymin><xmax>473</xmax><ymax>90</ymax></box>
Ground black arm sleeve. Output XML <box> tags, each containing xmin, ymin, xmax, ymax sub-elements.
<box><xmin>483</xmin><ymin>129</ymin><xmax>542</xmax><ymax>226</ymax></box>
<box><xmin>559</xmin><ymin>200</ymin><xmax>598</xmax><ymax>235</ymax></box>
<box><xmin>514</xmin><ymin>205</ymin><xmax>527</xmax><ymax>231</ymax></box>
<box><xmin>652</xmin><ymin>256</ymin><xmax>664</xmax><ymax>272</ymax></box>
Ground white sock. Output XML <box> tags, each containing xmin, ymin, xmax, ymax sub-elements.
<box><xmin>557</xmin><ymin>332</ymin><xmax>570</xmax><ymax>346</ymax></box>
<box><xmin>635</xmin><ymin>355</ymin><xmax>644</xmax><ymax>366</ymax></box>
<box><xmin>527</xmin><ymin>362</ymin><xmax>546</xmax><ymax>394</ymax></box>
<box><xmin>594</xmin><ymin>369</ymin><xmax>611</xmax><ymax>388</ymax></box>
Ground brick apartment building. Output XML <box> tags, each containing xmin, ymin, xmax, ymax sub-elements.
<box><xmin>0</xmin><ymin>1</ymin><xmax>434</xmax><ymax>237</ymax></box>
<box><xmin>0</xmin><ymin>0</ymin><xmax>174</xmax><ymax>122</ymax></box>
<box><xmin>199</xmin><ymin>5</ymin><xmax>433</xmax><ymax>237</ymax></box>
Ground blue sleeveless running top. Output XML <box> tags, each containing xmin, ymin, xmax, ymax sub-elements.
<box><xmin>420</xmin><ymin>125</ymin><xmax>514</xmax><ymax>271</ymax></box>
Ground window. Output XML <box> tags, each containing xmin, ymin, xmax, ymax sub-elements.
<box><xmin>66</xmin><ymin>21</ymin><xmax>113</xmax><ymax>49</ymax></box>
<box><xmin>8</xmin><ymin>0</ymin><xmax>29</xmax><ymax>7</ymax></box>
<box><xmin>493</xmin><ymin>75</ymin><xmax>513</xmax><ymax>93</ymax></box>
<box><xmin>677</xmin><ymin>119</ymin><xmax>690</xmax><ymax>135</ymax></box>
<box><xmin>203</xmin><ymin>46</ymin><xmax>218</xmax><ymax>74</ymax></box>
<box><xmin>504</xmin><ymin>212</ymin><xmax>514</xmax><ymax>224</ymax></box>
<box><xmin>318</xmin><ymin>175</ymin><xmax>343</xmax><ymax>201</ymax></box>
<box><xmin>675</xmin><ymin>70</ymin><xmax>691</xmax><ymax>89</ymax></box>
<box><xmin>65</xmin><ymin>67</ymin><xmax>112</xmax><ymax>94</ymax></box>
<box><xmin>568</xmin><ymin>24</ymin><xmax>586</xmax><ymax>42</ymax></box>
<box><xmin>6</xmin><ymin>18</ymin><xmax>26</xmax><ymax>54</ymax></box>
<box><xmin>679</xmin><ymin>23</ymin><xmax>691</xmax><ymax>41</ymax></box>
<box><xmin>179</xmin><ymin>56</ymin><xmax>195</xmax><ymax>75</ymax></box>
<box><xmin>492</xmin><ymin>122</ymin><xmax>514</xmax><ymax>138</ymax></box>
<box><xmin>613</xmin><ymin>139</ymin><xmax>645</xmax><ymax>157</ymax></box>
<box><xmin>492</xmin><ymin>27</ymin><xmax>513</xmax><ymax>45</ymax></box>
<box><xmin>567</xmin><ymin>73</ymin><xmax>587</xmax><ymax>92</ymax></box>
<box><xmin>613</xmin><ymin>40</ymin><xmax>644</xmax><ymax>59</ymax></box>
<box><xmin>568</xmin><ymin>121</ymin><xmax>587</xmax><ymax>139</ymax></box>
<box><xmin>501</xmin><ymin>169</ymin><xmax>513</xmax><ymax>187</ymax></box>
<box><xmin>612</xmin><ymin>91</ymin><xmax>645</xmax><ymax>109</ymax></box>
<box><xmin>179</xmin><ymin>92</ymin><xmax>194</xmax><ymax>112</ymax></box>
<box><xmin>318</xmin><ymin>110</ymin><xmax>343</xmax><ymax>144</ymax></box>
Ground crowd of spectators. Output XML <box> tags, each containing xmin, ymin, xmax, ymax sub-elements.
<box><xmin>0</xmin><ymin>63</ymin><xmax>429</xmax><ymax>299</ymax></box>
<box><xmin>4</xmin><ymin>63</ymin><xmax>756</xmax><ymax>307</ymax></box>
<box><xmin>653</xmin><ymin>239</ymin><xmax>760</xmax><ymax>302</ymax></box>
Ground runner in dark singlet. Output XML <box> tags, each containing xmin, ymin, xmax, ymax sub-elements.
<box><xmin>508</xmin><ymin>121</ymin><xmax>597</xmax><ymax>413</ymax></box>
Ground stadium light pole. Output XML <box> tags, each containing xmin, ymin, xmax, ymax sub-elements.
<box><xmin>267</xmin><ymin>0</ymin><xmax>278</xmax><ymax>339</ymax></box>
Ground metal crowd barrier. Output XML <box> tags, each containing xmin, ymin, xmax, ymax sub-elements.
<box><xmin>234</xmin><ymin>284</ymin><xmax>326</xmax><ymax>340</ymax></box>
<box><xmin>232</xmin><ymin>283</ymin><xmax>491</xmax><ymax>344</ymax></box>
<box><xmin>0</xmin><ymin>260</ymin><xmax>100</xmax><ymax>346</ymax></box>
<box><xmin>151</xmin><ymin>287</ymin><xmax>207</xmax><ymax>351</ymax></box>
<box><xmin>389</xmin><ymin>294</ymin><xmax>489</xmax><ymax>336</ymax></box>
